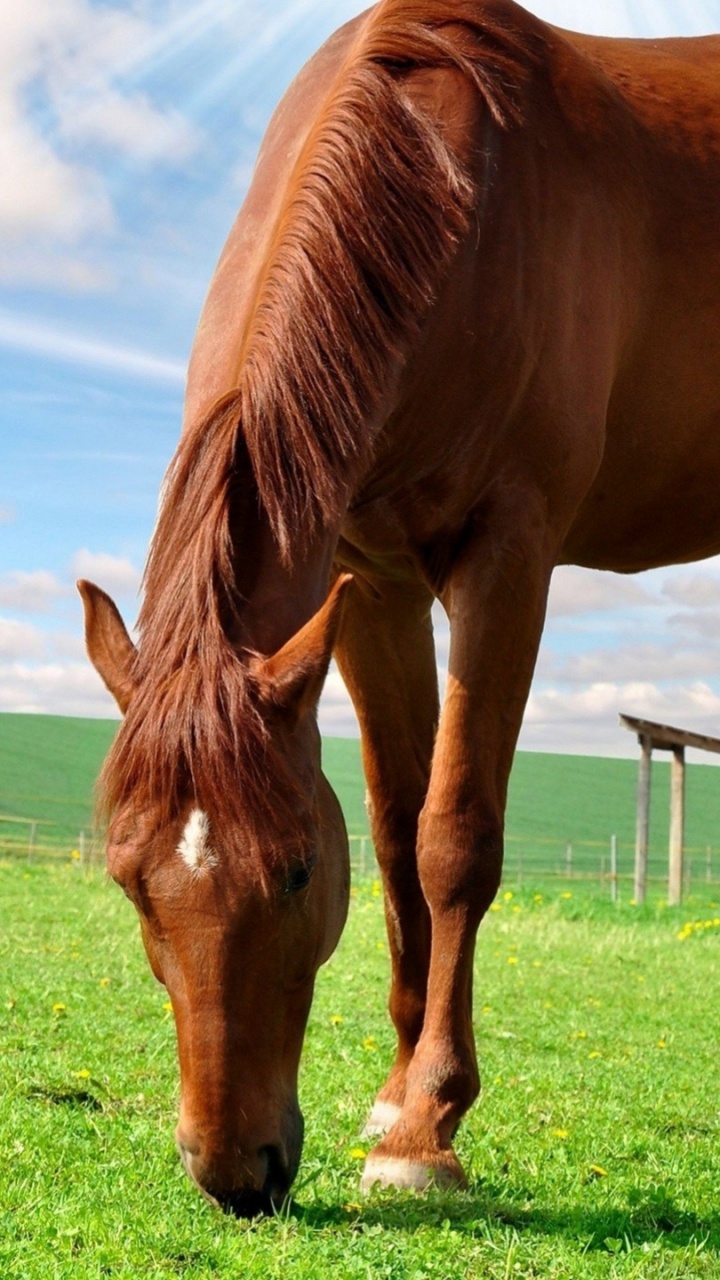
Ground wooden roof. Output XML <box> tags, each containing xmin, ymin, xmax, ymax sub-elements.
<box><xmin>619</xmin><ymin>713</ymin><xmax>720</xmax><ymax>756</ymax></box>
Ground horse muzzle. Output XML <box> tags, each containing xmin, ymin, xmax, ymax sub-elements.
<box><xmin>176</xmin><ymin>1108</ymin><xmax>304</xmax><ymax>1217</ymax></box>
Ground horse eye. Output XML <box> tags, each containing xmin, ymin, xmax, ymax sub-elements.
<box><xmin>284</xmin><ymin>857</ymin><xmax>316</xmax><ymax>895</ymax></box>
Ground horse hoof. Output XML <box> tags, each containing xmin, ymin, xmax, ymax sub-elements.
<box><xmin>360</xmin><ymin>1151</ymin><xmax>467</xmax><ymax>1194</ymax></box>
<box><xmin>361</xmin><ymin>1100</ymin><xmax>402</xmax><ymax>1139</ymax></box>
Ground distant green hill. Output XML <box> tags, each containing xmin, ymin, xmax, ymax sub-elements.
<box><xmin>1</xmin><ymin>712</ymin><xmax>720</xmax><ymax>886</ymax></box>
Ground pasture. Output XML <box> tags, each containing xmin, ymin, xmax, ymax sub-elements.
<box><xmin>2</xmin><ymin>712</ymin><xmax>720</xmax><ymax>1275</ymax></box>
<box><xmin>1</xmin><ymin>860</ymin><xmax>720</xmax><ymax>1278</ymax></box>
<box><xmin>4</xmin><ymin>710</ymin><xmax>720</xmax><ymax>891</ymax></box>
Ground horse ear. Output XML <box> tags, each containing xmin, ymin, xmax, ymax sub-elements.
<box><xmin>255</xmin><ymin>574</ymin><xmax>353</xmax><ymax>721</ymax></box>
<box><xmin>77</xmin><ymin>579</ymin><xmax>137</xmax><ymax>714</ymax></box>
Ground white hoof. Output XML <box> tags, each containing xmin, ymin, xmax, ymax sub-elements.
<box><xmin>361</xmin><ymin>1100</ymin><xmax>402</xmax><ymax>1139</ymax></box>
<box><xmin>361</xmin><ymin>1156</ymin><xmax>436</xmax><ymax>1193</ymax></box>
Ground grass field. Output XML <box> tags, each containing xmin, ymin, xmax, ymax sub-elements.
<box><xmin>1</xmin><ymin>860</ymin><xmax>719</xmax><ymax>1278</ymax></box>
<box><xmin>3</xmin><ymin>711</ymin><xmax>720</xmax><ymax>891</ymax></box>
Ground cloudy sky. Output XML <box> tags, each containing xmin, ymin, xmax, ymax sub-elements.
<box><xmin>2</xmin><ymin>0</ymin><xmax>719</xmax><ymax>760</ymax></box>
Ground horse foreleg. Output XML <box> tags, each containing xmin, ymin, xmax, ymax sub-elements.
<box><xmin>333</xmin><ymin>574</ymin><xmax>439</xmax><ymax>1136</ymax></box>
<box><xmin>360</xmin><ymin>487</ymin><xmax>557</xmax><ymax>1192</ymax></box>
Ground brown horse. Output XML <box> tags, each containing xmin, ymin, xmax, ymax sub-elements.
<box><xmin>79</xmin><ymin>0</ymin><xmax>720</xmax><ymax>1214</ymax></box>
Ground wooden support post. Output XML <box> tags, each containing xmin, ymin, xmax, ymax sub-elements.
<box><xmin>634</xmin><ymin>734</ymin><xmax>652</xmax><ymax>904</ymax></box>
<box><xmin>668</xmin><ymin>745</ymin><xmax>685</xmax><ymax>906</ymax></box>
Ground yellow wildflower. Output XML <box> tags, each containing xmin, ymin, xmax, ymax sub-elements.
<box><xmin>349</xmin><ymin>1148</ymin><xmax>367</xmax><ymax>1160</ymax></box>
<box><xmin>75</xmin><ymin>1069</ymin><xmax>91</xmax><ymax>1080</ymax></box>
<box><xmin>330</xmin><ymin>1014</ymin><xmax>344</xmax><ymax>1026</ymax></box>
<box><xmin>52</xmin><ymin>1002</ymin><xmax>66</xmax><ymax>1014</ymax></box>
<box><xmin>553</xmin><ymin>1128</ymin><xmax>569</xmax><ymax>1140</ymax></box>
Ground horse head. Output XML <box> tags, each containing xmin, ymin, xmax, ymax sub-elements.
<box><xmin>78</xmin><ymin>577</ymin><xmax>351</xmax><ymax>1215</ymax></box>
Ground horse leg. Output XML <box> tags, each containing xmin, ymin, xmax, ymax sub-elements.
<box><xmin>360</xmin><ymin>486</ymin><xmax>558</xmax><ymax>1192</ymax></box>
<box><xmin>334</xmin><ymin>574</ymin><xmax>439</xmax><ymax>1136</ymax></box>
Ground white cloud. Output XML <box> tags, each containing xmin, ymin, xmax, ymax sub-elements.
<box><xmin>0</xmin><ymin>660</ymin><xmax>119</xmax><ymax>718</ymax></box>
<box><xmin>0</xmin><ymin>570</ymin><xmax>65</xmax><ymax>613</ymax></box>
<box><xmin>663</xmin><ymin>571</ymin><xmax>720</xmax><ymax>609</ymax></box>
<box><xmin>0</xmin><ymin>618</ymin><xmax>45</xmax><ymax>659</ymax></box>
<box><xmin>531</xmin><ymin>0</ymin><xmax>717</xmax><ymax>36</ymax></box>
<box><xmin>0</xmin><ymin>0</ymin><xmax>200</xmax><ymax>274</ymax></box>
<box><xmin>547</xmin><ymin>566</ymin><xmax>655</xmax><ymax>618</ymax></box>
<box><xmin>521</xmin><ymin>680</ymin><xmax>720</xmax><ymax>759</ymax></box>
<box><xmin>0</xmin><ymin>311</ymin><xmax>186</xmax><ymax>382</ymax></box>
<box><xmin>71</xmin><ymin>550</ymin><xmax>141</xmax><ymax>597</ymax></box>
<box><xmin>537</xmin><ymin>641</ymin><xmax>720</xmax><ymax>685</ymax></box>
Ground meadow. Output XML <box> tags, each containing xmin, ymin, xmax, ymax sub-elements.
<box><xmin>1</xmin><ymin>860</ymin><xmax>719</xmax><ymax>1278</ymax></box>
<box><xmin>4</xmin><ymin>710</ymin><xmax>720</xmax><ymax>891</ymax></box>
<box><xmin>2</xmin><ymin>711</ymin><xmax>720</xmax><ymax>1277</ymax></box>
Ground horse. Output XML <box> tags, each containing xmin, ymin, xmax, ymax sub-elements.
<box><xmin>79</xmin><ymin>0</ymin><xmax>720</xmax><ymax>1215</ymax></box>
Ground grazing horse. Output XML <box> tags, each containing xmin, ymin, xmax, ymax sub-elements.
<box><xmin>80</xmin><ymin>0</ymin><xmax>720</xmax><ymax>1214</ymax></box>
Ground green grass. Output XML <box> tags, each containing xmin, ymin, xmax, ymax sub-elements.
<box><xmin>1</xmin><ymin>861</ymin><xmax>719</xmax><ymax>1278</ymax></box>
<box><xmin>3</xmin><ymin>711</ymin><xmax>720</xmax><ymax>892</ymax></box>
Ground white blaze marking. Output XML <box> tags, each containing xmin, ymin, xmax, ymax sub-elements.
<box><xmin>177</xmin><ymin>809</ymin><xmax>216</xmax><ymax>874</ymax></box>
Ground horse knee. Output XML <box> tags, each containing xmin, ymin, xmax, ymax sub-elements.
<box><xmin>416</xmin><ymin>808</ymin><xmax>503</xmax><ymax>919</ymax></box>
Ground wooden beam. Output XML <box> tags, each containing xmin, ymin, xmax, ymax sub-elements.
<box><xmin>668</xmin><ymin>746</ymin><xmax>686</xmax><ymax>907</ymax></box>
<box><xmin>619</xmin><ymin>713</ymin><xmax>720</xmax><ymax>757</ymax></box>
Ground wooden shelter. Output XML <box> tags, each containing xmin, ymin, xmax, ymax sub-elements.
<box><xmin>619</xmin><ymin>713</ymin><xmax>720</xmax><ymax>905</ymax></box>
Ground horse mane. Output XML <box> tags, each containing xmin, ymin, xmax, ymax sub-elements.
<box><xmin>99</xmin><ymin>1</ymin><xmax>533</xmax><ymax>851</ymax></box>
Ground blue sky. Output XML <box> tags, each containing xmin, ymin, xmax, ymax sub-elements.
<box><xmin>2</xmin><ymin>0</ymin><xmax>720</xmax><ymax>757</ymax></box>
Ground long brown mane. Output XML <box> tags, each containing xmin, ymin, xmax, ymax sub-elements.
<box><xmin>99</xmin><ymin>0</ymin><xmax>533</xmax><ymax>844</ymax></box>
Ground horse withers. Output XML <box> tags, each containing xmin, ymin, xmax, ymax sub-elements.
<box><xmin>81</xmin><ymin>0</ymin><xmax>720</xmax><ymax>1213</ymax></box>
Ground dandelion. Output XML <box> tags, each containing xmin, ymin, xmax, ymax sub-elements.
<box><xmin>573</xmin><ymin>1030</ymin><xmax>588</xmax><ymax>1040</ymax></box>
<box><xmin>588</xmin><ymin>1164</ymin><xmax>608</xmax><ymax>1179</ymax></box>
<box><xmin>75</xmin><ymin>1069</ymin><xmax>91</xmax><ymax>1080</ymax></box>
<box><xmin>162</xmin><ymin>1000</ymin><xmax>173</xmax><ymax>1013</ymax></box>
<box><xmin>349</xmin><ymin>1148</ymin><xmax>367</xmax><ymax>1160</ymax></box>
<box><xmin>489</xmin><ymin>903</ymin><xmax>501</xmax><ymax>912</ymax></box>
<box><xmin>553</xmin><ymin>1128</ymin><xmax>569</xmax><ymax>1140</ymax></box>
<box><xmin>507</xmin><ymin>956</ymin><xmax>518</xmax><ymax>965</ymax></box>
<box><xmin>656</xmin><ymin>1038</ymin><xmax>667</xmax><ymax>1049</ymax></box>
<box><xmin>99</xmin><ymin>978</ymin><xmax>110</xmax><ymax>988</ymax></box>
<box><xmin>481</xmin><ymin>1004</ymin><xmax>492</xmax><ymax>1014</ymax></box>
<box><xmin>330</xmin><ymin>1014</ymin><xmax>344</xmax><ymax>1026</ymax></box>
<box><xmin>533</xmin><ymin>894</ymin><xmax>543</xmax><ymax>904</ymax></box>
<box><xmin>503</xmin><ymin>890</ymin><xmax>514</xmax><ymax>903</ymax></box>
<box><xmin>376</xmin><ymin>941</ymin><xmax>385</xmax><ymax>952</ymax></box>
<box><xmin>371</xmin><ymin>880</ymin><xmax>381</xmax><ymax>898</ymax></box>
<box><xmin>588</xmin><ymin>1051</ymin><xmax>602</xmax><ymax>1060</ymax></box>
<box><xmin>363</xmin><ymin>1036</ymin><xmax>378</xmax><ymax>1052</ymax></box>
<box><xmin>70</xmin><ymin>850</ymin><xmax>81</xmax><ymax>862</ymax></box>
<box><xmin>52</xmin><ymin>1002</ymin><xmax>66</xmax><ymax>1014</ymax></box>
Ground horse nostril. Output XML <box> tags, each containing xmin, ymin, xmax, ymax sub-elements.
<box><xmin>259</xmin><ymin>1144</ymin><xmax>291</xmax><ymax>1202</ymax></box>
